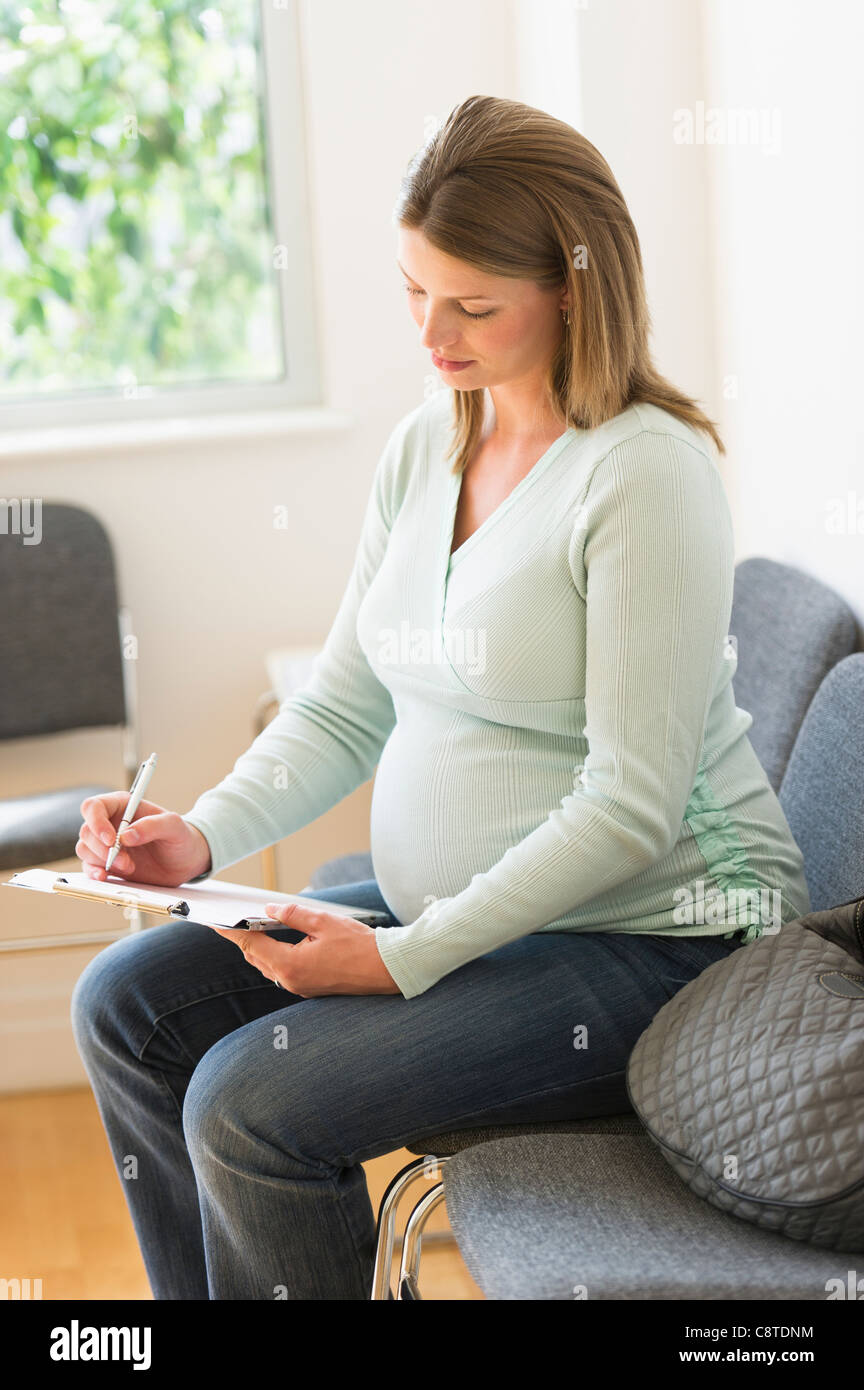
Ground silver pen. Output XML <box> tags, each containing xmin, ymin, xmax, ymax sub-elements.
<box><xmin>105</xmin><ymin>752</ymin><xmax>158</xmax><ymax>874</ymax></box>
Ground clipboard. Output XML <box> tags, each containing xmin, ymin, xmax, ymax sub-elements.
<box><xmin>3</xmin><ymin>868</ymin><xmax>392</xmax><ymax>928</ymax></box>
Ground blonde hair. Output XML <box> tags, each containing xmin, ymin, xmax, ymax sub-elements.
<box><xmin>394</xmin><ymin>94</ymin><xmax>725</xmax><ymax>473</ymax></box>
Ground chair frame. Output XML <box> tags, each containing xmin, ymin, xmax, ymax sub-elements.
<box><xmin>397</xmin><ymin>1182</ymin><xmax>448</xmax><ymax>1300</ymax></box>
<box><xmin>117</xmin><ymin>605</ymin><xmax>142</xmax><ymax>787</ymax></box>
<box><xmin>371</xmin><ymin>1154</ymin><xmax>452</xmax><ymax>1300</ymax></box>
<box><xmin>253</xmin><ymin>688</ymin><xmax>281</xmax><ymax>892</ymax></box>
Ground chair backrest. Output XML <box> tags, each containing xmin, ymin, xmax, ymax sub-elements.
<box><xmin>730</xmin><ymin>556</ymin><xmax>858</xmax><ymax>791</ymax></box>
<box><xmin>779</xmin><ymin>654</ymin><xmax>864</xmax><ymax>912</ymax></box>
<box><xmin>0</xmin><ymin>503</ymin><xmax>127</xmax><ymax>740</ymax></box>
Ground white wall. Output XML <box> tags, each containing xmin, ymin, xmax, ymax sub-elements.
<box><xmin>700</xmin><ymin>0</ymin><xmax>864</xmax><ymax>626</ymax></box>
<box><xmin>556</xmin><ymin>0</ymin><xmax>718</xmax><ymax>448</ymax></box>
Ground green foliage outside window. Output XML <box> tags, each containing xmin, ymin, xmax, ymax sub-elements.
<box><xmin>0</xmin><ymin>0</ymin><xmax>284</xmax><ymax>400</ymax></box>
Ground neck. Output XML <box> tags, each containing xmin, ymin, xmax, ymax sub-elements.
<box><xmin>485</xmin><ymin>379</ymin><xmax>566</xmax><ymax>445</ymax></box>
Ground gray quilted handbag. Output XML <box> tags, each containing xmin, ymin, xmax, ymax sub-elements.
<box><xmin>626</xmin><ymin>895</ymin><xmax>864</xmax><ymax>1252</ymax></box>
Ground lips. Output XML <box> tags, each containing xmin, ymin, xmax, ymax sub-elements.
<box><xmin>432</xmin><ymin>352</ymin><xmax>475</xmax><ymax>369</ymax></box>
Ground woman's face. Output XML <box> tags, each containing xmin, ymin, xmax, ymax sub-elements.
<box><xmin>397</xmin><ymin>226</ymin><xmax>566</xmax><ymax>392</ymax></box>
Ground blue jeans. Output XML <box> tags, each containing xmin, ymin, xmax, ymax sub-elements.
<box><xmin>70</xmin><ymin>880</ymin><xmax>743</xmax><ymax>1300</ymax></box>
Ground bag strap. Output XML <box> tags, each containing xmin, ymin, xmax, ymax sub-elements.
<box><xmin>800</xmin><ymin>895</ymin><xmax>864</xmax><ymax>966</ymax></box>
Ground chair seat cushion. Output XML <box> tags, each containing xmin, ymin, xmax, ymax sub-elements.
<box><xmin>0</xmin><ymin>784</ymin><xmax>114</xmax><ymax>871</ymax></box>
<box><xmin>405</xmin><ymin>1112</ymin><xmax>643</xmax><ymax>1157</ymax></box>
<box><xmin>444</xmin><ymin>1134</ymin><xmax>851</xmax><ymax>1299</ymax></box>
<box><xmin>306</xmin><ymin>851</ymin><xmax>374</xmax><ymax>889</ymax></box>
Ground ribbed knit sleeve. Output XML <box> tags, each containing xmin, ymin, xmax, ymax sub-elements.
<box><xmin>373</xmin><ymin>431</ymin><xmax>732</xmax><ymax>998</ymax></box>
<box><xmin>179</xmin><ymin>417</ymin><xmax>413</xmax><ymax>875</ymax></box>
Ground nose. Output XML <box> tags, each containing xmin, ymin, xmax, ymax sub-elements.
<box><xmin>418</xmin><ymin>304</ymin><xmax>461</xmax><ymax>354</ymax></box>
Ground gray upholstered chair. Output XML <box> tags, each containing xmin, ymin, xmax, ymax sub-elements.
<box><xmin>776</xmin><ymin>654</ymin><xmax>864</xmax><ymax>913</ymax></box>
<box><xmin>0</xmin><ymin>504</ymin><xmax>140</xmax><ymax>875</ymax></box>
<box><xmin>443</xmin><ymin>1130</ymin><xmax>860</xmax><ymax>1300</ymax></box>
<box><xmin>441</xmin><ymin>652</ymin><xmax>864</xmax><ymax>1299</ymax></box>
<box><xmin>306</xmin><ymin>851</ymin><xmax>378</xmax><ymax>889</ymax></box>
<box><xmin>304</xmin><ymin>557</ymin><xmax>858</xmax><ymax>1297</ymax></box>
<box><xmin>728</xmin><ymin>557</ymin><xmax>857</xmax><ymax>790</ymax></box>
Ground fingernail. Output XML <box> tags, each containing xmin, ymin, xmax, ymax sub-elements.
<box><xmin>122</xmin><ymin>829</ymin><xmax>138</xmax><ymax>844</ymax></box>
<box><xmin>101</xmin><ymin>830</ymin><xmax>114</xmax><ymax>845</ymax></box>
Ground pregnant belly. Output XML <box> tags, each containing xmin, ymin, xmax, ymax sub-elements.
<box><xmin>369</xmin><ymin>713</ymin><xmax>579</xmax><ymax>925</ymax></box>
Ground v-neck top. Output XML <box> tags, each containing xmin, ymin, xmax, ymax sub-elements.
<box><xmin>446</xmin><ymin>425</ymin><xmax>578</xmax><ymax>569</ymax></box>
<box><xmin>182</xmin><ymin>389</ymin><xmax>812</xmax><ymax>998</ymax></box>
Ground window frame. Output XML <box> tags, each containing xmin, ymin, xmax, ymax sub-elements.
<box><xmin>0</xmin><ymin>0</ymin><xmax>323</xmax><ymax>432</ymax></box>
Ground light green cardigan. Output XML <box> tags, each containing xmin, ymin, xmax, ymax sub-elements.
<box><xmin>183</xmin><ymin>390</ymin><xmax>811</xmax><ymax>998</ymax></box>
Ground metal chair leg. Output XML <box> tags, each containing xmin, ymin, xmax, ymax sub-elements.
<box><xmin>260</xmin><ymin>844</ymin><xmax>278</xmax><ymax>893</ymax></box>
<box><xmin>253</xmin><ymin>690</ymin><xmax>281</xmax><ymax>892</ymax></box>
<box><xmin>397</xmin><ymin>1181</ymin><xmax>447</xmax><ymax>1300</ymax></box>
<box><xmin>126</xmin><ymin>904</ymin><xmax>144</xmax><ymax>933</ymax></box>
<box><xmin>371</xmin><ymin>1155</ymin><xmax>448</xmax><ymax>1299</ymax></box>
<box><xmin>371</xmin><ymin>1157</ymin><xmax>428</xmax><ymax>1300</ymax></box>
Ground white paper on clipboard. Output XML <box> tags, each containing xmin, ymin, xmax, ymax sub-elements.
<box><xmin>3</xmin><ymin>869</ymin><xmax>389</xmax><ymax>927</ymax></box>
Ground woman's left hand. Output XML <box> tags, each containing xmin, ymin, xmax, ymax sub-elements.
<box><xmin>208</xmin><ymin>902</ymin><xmax>402</xmax><ymax>997</ymax></box>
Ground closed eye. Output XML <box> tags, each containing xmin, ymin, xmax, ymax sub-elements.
<box><xmin>402</xmin><ymin>284</ymin><xmax>496</xmax><ymax>320</ymax></box>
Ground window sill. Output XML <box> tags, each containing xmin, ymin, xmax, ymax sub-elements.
<box><xmin>0</xmin><ymin>407</ymin><xmax>354</xmax><ymax>459</ymax></box>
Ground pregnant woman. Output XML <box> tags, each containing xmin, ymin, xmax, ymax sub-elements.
<box><xmin>71</xmin><ymin>95</ymin><xmax>811</xmax><ymax>1300</ymax></box>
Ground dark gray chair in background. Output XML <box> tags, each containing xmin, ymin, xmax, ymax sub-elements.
<box><xmin>302</xmin><ymin>556</ymin><xmax>860</xmax><ymax>1298</ymax></box>
<box><xmin>442</xmin><ymin>652</ymin><xmax>864</xmax><ymax>1299</ymax></box>
<box><xmin>0</xmin><ymin>505</ymin><xmax>140</xmax><ymax>938</ymax></box>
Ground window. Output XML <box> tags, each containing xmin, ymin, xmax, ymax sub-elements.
<box><xmin>0</xmin><ymin>0</ymin><xmax>321</xmax><ymax>428</ymax></box>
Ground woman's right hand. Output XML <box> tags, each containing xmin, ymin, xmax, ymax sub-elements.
<box><xmin>76</xmin><ymin>792</ymin><xmax>212</xmax><ymax>887</ymax></box>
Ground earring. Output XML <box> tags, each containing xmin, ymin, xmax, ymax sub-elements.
<box><xmin>562</xmin><ymin>308</ymin><xmax>570</xmax><ymax>326</ymax></box>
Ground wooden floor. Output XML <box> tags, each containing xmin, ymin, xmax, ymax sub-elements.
<box><xmin>0</xmin><ymin>1087</ymin><xmax>484</xmax><ymax>1300</ymax></box>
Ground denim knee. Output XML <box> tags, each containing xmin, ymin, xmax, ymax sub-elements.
<box><xmin>182</xmin><ymin>1035</ymin><xmax>256</xmax><ymax>1173</ymax></box>
<box><xmin>70</xmin><ymin>934</ymin><xmax>142</xmax><ymax>1057</ymax></box>
<box><xmin>182</xmin><ymin>1028</ymin><xmax>332</xmax><ymax>1178</ymax></box>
